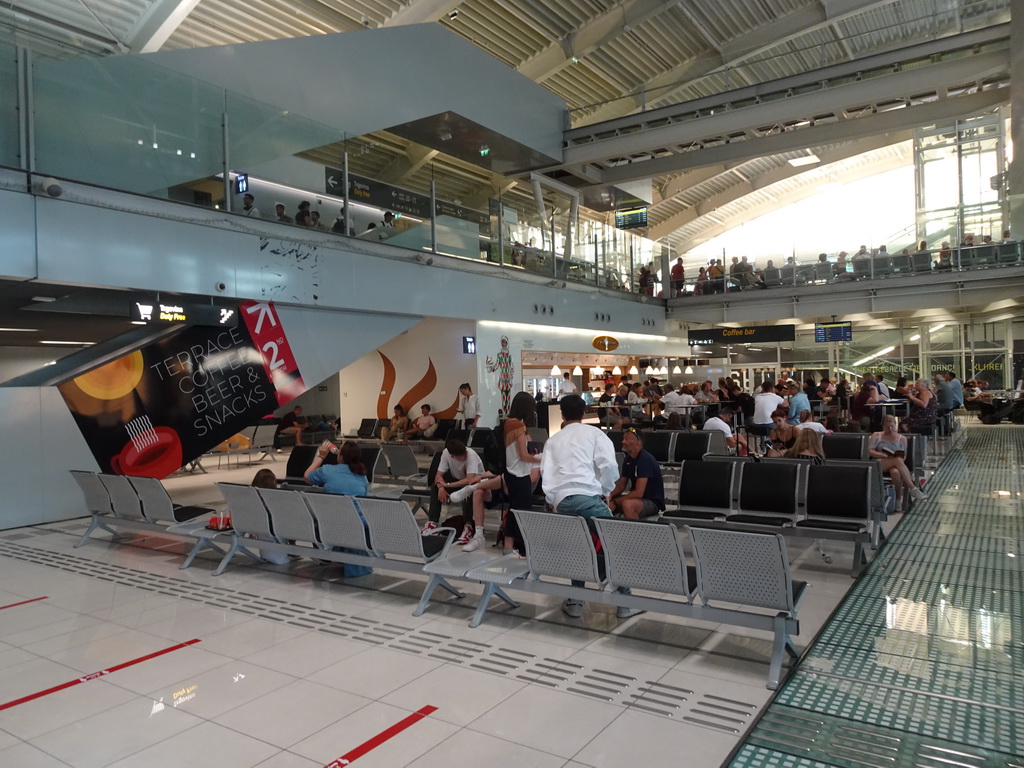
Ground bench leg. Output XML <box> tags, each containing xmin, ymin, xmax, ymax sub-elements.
<box><xmin>212</xmin><ymin>539</ymin><xmax>265</xmax><ymax>576</ymax></box>
<box><xmin>493</xmin><ymin>587</ymin><xmax>520</xmax><ymax>609</ymax></box>
<box><xmin>412</xmin><ymin>575</ymin><xmax>466</xmax><ymax>617</ymax></box>
<box><xmin>469</xmin><ymin>583</ymin><xmax>501</xmax><ymax>628</ymax></box>
<box><xmin>768</xmin><ymin>614</ymin><xmax>792</xmax><ymax>691</ymax></box>
<box><xmin>850</xmin><ymin>541</ymin><xmax>867</xmax><ymax>578</ymax></box>
<box><xmin>75</xmin><ymin>515</ymin><xmax>119</xmax><ymax>548</ymax></box>
<box><xmin>180</xmin><ymin>539</ymin><xmax>227</xmax><ymax>570</ymax></box>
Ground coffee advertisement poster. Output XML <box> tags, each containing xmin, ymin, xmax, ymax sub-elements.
<box><xmin>58</xmin><ymin>301</ymin><xmax>303</xmax><ymax>478</ymax></box>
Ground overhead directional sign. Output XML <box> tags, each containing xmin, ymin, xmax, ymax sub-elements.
<box><xmin>130</xmin><ymin>301</ymin><xmax>237</xmax><ymax>328</ymax></box>
<box><xmin>324</xmin><ymin>167</ymin><xmax>487</xmax><ymax>225</ymax></box>
<box><xmin>688</xmin><ymin>325</ymin><xmax>796</xmax><ymax>345</ymax></box>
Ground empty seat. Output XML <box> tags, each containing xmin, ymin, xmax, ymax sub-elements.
<box><xmin>797</xmin><ymin>463</ymin><xmax>873</xmax><ymax>575</ymax></box>
<box><xmin>605</xmin><ymin>429</ymin><xmax>624</xmax><ymax>452</ymax></box>
<box><xmin>97</xmin><ymin>474</ymin><xmax>145</xmax><ymax>520</ymax></box>
<box><xmin>761</xmin><ymin>267</ymin><xmax>782</xmax><ymax>287</ymax></box>
<box><xmin>355</xmin><ymin>418</ymin><xmax>378</xmax><ymax>438</ymax></box>
<box><xmin>257</xmin><ymin>488</ymin><xmax>319</xmax><ymax>546</ymax></box>
<box><xmin>663</xmin><ymin>460</ymin><xmax>734</xmax><ymax>521</ymax></box>
<box><xmin>852</xmin><ymin>258</ymin><xmax>871</xmax><ymax>279</ymax></box>
<box><xmin>642</xmin><ymin>430</ymin><xmax>675</xmax><ymax>463</ymax></box>
<box><xmin>731</xmin><ymin>461</ymin><xmax>801</xmax><ymax>526</ymax></box>
<box><xmin>822</xmin><ymin>433</ymin><xmax>868</xmax><ymax>460</ymax></box>
<box><xmin>127</xmin><ymin>476</ymin><xmax>211</xmax><ymax>523</ymax></box>
<box><xmin>890</xmin><ymin>253</ymin><xmax>912</xmax><ymax>273</ymax></box>
<box><xmin>594</xmin><ymin>517</ymin><xmax>695</xmax><ymax>598</ymax></box>
<box><xmin>379</xmin><ymin>444</ymin><xmax>428</xmax><ymax>485</ymax></box>
<box><xmin>672</xmin><ymin>432</ymin><xmax>712</xmax><ymax>462</ymax></box>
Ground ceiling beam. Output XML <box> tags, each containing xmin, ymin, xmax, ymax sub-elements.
<box><xmin>380</xmin><ymin>145</ymin><xmax>440</xmax><ymax>184</ymax></box>
<box><xmin>598</xmin><ymin>87</ymin><xmax>1007</xmax><ymax>185</ymax></box>
<box><xmin>646</xmin><ymin>131</ymin><xmax>911</xmax><ymax>240</ymax></box>
<box><xmin>578</xmin><ymin>0</ymin><xmax>897</xmax><ymax>125</ymax></box>
<box><xmin>383</xmin><ymin>0</ymin><xmax>463</xmax><ymax>26</ymax></box>
<box><xmin>517</xmin><ymin>0</ymin><xmax>681</xmax><ymax>83</ymax></box>
<box><xmin>125</xmin><ymin>0</ymin><xmax>202</xmax><ymax>53</ymax></box>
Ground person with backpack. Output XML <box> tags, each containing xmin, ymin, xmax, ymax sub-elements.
<box><xmin>450</xmin><ymin>392</ymin><xmax>542</xmax><ymax>554</ymax></box>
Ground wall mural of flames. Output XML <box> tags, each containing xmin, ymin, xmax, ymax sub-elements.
<box><xmin>376</xmin><ymin>352</ymin><xmax>459</xmax><ymax>419</ymax></box>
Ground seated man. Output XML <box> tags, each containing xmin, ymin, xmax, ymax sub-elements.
<box><xmin>274</xmin><ymin>405</ymin><xmax>308</xmax><ymax>447</ymax></box>
<box><xmin>424</xmin><ymin>439</ymin><xmax>494</xmax><ymax>538</ymax></box>
<box><xmin>402</xmin><ymin>404</ymin><xmax>438</xmax><ymax>444</ymax></box>
<box><xmin>702</xmin><ymin>406</ymin><xmax>747</xmax><ymax>454</ymax></box>
<box><xmin>608</xmin><ymin>429</ymin><xmax>665</xmax><ymax>520</ymax></box>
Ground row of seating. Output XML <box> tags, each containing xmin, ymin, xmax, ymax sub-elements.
<box><xmin>664</xmin><ymin>459</ymin><xmax>876</xmax><ymax>576</ymax></box>
<box><xmin>434</xmin><ymin>509</ymin><xmax>805</xmax><ymax>690</ymax></box>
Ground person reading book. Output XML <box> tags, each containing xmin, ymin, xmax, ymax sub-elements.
<box><xmin>869</xmin><ymin>415</ymin><xmax>927</xmax><ymax>511</ymax></box>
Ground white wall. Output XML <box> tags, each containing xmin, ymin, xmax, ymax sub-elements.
<box><xmin>338</xmin><ymin>318</ymin><xmax>477</xmax><ymax>434</ymax></box>
<box><xmin>0</xmin><ymin>347</ymin><xmax>77</xmax><ymax>385</ymax></box>
<box><xmin>0</xmin><ymin>387</ymin><xmax>99</xmax><ymax>530</ymax></box>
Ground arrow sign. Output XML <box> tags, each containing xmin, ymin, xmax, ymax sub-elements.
<box><xmin>327</xmin><ymin>175</ymin><xmax>338</xmax><ymax>189</ymax></box>
<box><xmin>244</xmin><ymin>302</ymin><xmax>276</xmax><ymax>335</ymax></box>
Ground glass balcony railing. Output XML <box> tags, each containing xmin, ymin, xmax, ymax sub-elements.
<box><xmin>670</xmin><ymin>242</ymin><xmax>1023</xmax><ymax>299</ymax></box>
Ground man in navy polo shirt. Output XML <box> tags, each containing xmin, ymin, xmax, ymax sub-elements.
<box><xmin>608</xmin><ymin>429</ymin><xmax>665</xmax><ymax>520</ymax></box>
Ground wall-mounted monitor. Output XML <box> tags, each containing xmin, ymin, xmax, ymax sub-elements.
<box><xmin>614</xmin><ymin>207</ymin><xmax>648</xmax><ymax>229</ymax></box>
<box><xmin>815</xmin><ymin>321</ymin><xmax>852</xmax><ymax>343</ymax></box>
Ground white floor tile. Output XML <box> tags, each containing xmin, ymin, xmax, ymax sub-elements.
<box><xmin>194</xmin><ymin>617</ymin><xmax>308</xmax><ymax>658</ymax></box>
<box><xmin>468</xmin><ymin>685</ymin><xmax>622</xmax><ymax>759</ymax></box>
<box><xmin>27</xmin><ymin>695</ymin><xmax>203</xmax><ymax>768</ymax></box>
<box><xmin>1</xmin><ymin>616</ymin><xmax>108</xmax><ymax>649</ymax></box>
<box><xmin>143</xmin><ymin>660</ymin><xmax>298</xmax><ymax>720</ymax></box>
<box><xmin>104</xmin><ymin>721</ymin><xmax>279</xmax><ymax>768</ymax></box>
<box><xmin>382</xmin><ymin>664</ymin><xmax>526</xmax><ymax>726</ymax></box>
<box><xmin>408</xmin><ymin>728</ymin><xmax>566</xmax><ymax>768</ymax></box>
<box><xmin>0</xmin><ymin>741</ymin><xmax>73</xmax><ymax>767</ymax></box>
<box><xmin>574</xmin><ymin>709</ymin><xmax>736</xmax><ymax>768</ymax></box>
<box><xmin>290</xmin><ymin>701</ymin><xmax>458</xmax><ymax>768</ymax></box>
<box><xmin>103</xmin><ymin>644</ymin><xmax>234</xmax><ymax>695</ymax></box>
<box><xmin>38</xmin><ymin>628</ymin><xmax>175</xmax><ymax>673</ymax></box>
<box><xmin>0</xmin><ymin>679</ymin><xmax>136</xmax><ymax>741</ymax></box>
<box><xmin>0</xmin><ymin>727</ymin><xmax>20</xmax><ymax>751</ymax></box>
<box><xmin>314</xmin><ymin>645</ymin><xmax>443</xmax><ymax>699</ymax></box>
<box><xmin>252</xmin><ymin>751</ymin><xmax>320</xmax><ymax>767</ymax></box>
<box><xmin>0</xmin><ymin>657</ymin><xmax>84</xmax><ymax>703</ymax></box>
<box><xmin>242</xmin><ymin>631</ymin><xmax>366</xmax><ymax>678</ymax></box>
<box><xmin>213</xmin><ymin>679</ymin><xmax>369</xmax><ymax>748</ymax></box>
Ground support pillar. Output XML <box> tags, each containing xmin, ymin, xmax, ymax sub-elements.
<box><xmin>1008</xmin><ymin>8</ymin><xmax>1024</xmax><ymax>236</ymax></box>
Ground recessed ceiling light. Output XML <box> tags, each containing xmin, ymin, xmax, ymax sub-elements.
<box><xmin>31</xmin><ymin>296</ymin><xmax>57</xmax><ymax>303</ymax></box>
<box><xmin>40</xmin><ymin>340</ymin><xmax>95</xmax><ymax>346</ymax></box>
<box><xmin>788</xmin><ymin>154</ymin><xmax>820</xmax><ymax>167</ymax></box>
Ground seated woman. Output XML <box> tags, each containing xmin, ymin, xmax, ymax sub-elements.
<box><xmin>900</xmin><ymin>379</ymin><xmax>938</xmax><ymax>434</ymax></box>
<box><xmin>379</xmin><ymin>404</ymin><xmax>409</xmax><ymax>442</ymax></box>
<box><xmin>796</xmin><ymin>409</ymin><xmax>828</xmax><ymax>434</ymax></box>
<box><xmin>304</xmin><ymin>440</ymin><xmax>369</xmax><ymax>497</ymax></box>
<box><xmin>766</xmin><ymin>409</ymin><xmax>797</xmax><ymax>457</ymax></box>
<box><xmin>869</xmin><ymin>415</ymin><xmax>927</xmax><ymax>509</ymax></box>
<box><xmin>850</xmin><ymin>382</ymin><xmax>882</xmax><ymax>431</ymax></box>
<box><xmin>783</xmin><ymin>428</ymin><xmax>825</xmax><ymax>464</ymax></box>
<box><xmin>892</xmin><ymin>377</ymin><xmax>911</xmax><ymax>399</ymax></box>
<box><xmin>251</xmin><ymin>469</ymin><xmax>290</xmax><ymax>565</ymax></box>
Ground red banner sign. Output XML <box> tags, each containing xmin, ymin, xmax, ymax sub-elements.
<box><xmin>241</xmin><ymin>301</ymin><xmax>306</xmax><ymax>407</ymax></box>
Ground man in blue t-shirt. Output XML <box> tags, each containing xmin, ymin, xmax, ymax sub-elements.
<box><xmin>608</xmin><ymin>430</ymin><xmax>665</xmax><ymax>519</ymax></box>
<box><xmin>786</xmin><ymin>380</ymin><xmax>810</xmax><ymax>426</ymax></box>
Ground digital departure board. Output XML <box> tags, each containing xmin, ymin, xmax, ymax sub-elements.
<box><xmin>614</xmin><ymin>207</ymin><xmax>648</xmax><ymax>229</ymax></box>
<box><xmin>815</xmin><ymin>321</ymin><xmax>852</xmax><ymax>343</ymax></box>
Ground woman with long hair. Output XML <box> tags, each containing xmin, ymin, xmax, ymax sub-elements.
<box><xmin>379</xmin><ymin>404</ymin><xmax>409</xmax><ymax>442</ymax></box>
<box><xmin>766</xmin><ymin>409</ymin><xmax>797</xmax><ymax>457</ymax></box>
<box><xmin>783</xmin><ymin>428</ymin><xmax>825</xmax><ymax>464</ymax></box>
<box><xmin>304</xmin><ymin>440</ymin><xmax>368</xmax><ymax>497</ymax></box>
<box><xmin>460</xmin><ymin>392</ymin><xmax>542</xmax><ymax>554</ymax></box>
<box><xmin>870</xmin><ymin>414</ymin><xmax>927</xmax><ymax>509</ymax></box>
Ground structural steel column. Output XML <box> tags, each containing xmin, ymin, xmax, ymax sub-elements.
<box><xmin>1008</xmin><ymin>7</ymin><xmax>1024</xmax><ymax>237</ymax></box>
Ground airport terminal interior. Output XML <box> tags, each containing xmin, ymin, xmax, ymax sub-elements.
<box><xmin>1</xmin><ymin>1</ymin><xmax>1023</xmax><ymax>766</ymax></box>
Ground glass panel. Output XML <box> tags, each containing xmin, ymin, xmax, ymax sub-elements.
<box><xmin>0</xmin><ymin>43</ymin><xmax>18</xmax><ymax>168</ymax></box>
<box><xmin>970</xmin><ymin>352</ymin><xmax>1007</xmax><ymax>388</ymax></box>
<box><xmin>33</xmin><ymin>57</ymin><xmax>224</xmax><ymax>199</ymax></box>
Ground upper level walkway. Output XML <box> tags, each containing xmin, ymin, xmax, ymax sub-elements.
<box><xmin>728</xmin><ymin>423</ymin><xmax>1024</xmax><ymax>767</ymax></box>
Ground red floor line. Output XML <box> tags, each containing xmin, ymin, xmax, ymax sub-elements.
<box><xmin>324</xmin><ymin>705</ymin><xmax>438</xmax><ymax>767</ymax></box>
<box><xmin>0</xmin><ymin>596</ymin><xmax>48</xmax><ymax>610</ymax></box>
<box><xmin>0</xmin><ymin>638</ymin><xmax>201</xmax><ymax>711</ymax></box>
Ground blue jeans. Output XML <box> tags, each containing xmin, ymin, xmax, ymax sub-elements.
<box><xmin>554</xmin><ymin>495</ymin><xmax>616</xmax><ymax>591</ymax></box>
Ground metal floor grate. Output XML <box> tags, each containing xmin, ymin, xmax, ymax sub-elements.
<box><xmin>0</xmin><ymin>538</ymin><xmax>761</xmax><ymax>733</ymax></box>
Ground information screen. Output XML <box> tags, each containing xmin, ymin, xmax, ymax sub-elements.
<box><xmin>815</xmin><ymin>321</ymin><xmax>852</xmax><ymax>343</ymax></box>
<box><xmin>614</xmin><ymin>207</ymin><xmax>648</xmax><ymax>229</ymax></box>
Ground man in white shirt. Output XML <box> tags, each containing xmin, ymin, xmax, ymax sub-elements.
<box><xmin>456</xmin><ymin>383</ymin><xmax>481</xmax><ymax>428</ymax></box>
<box><xmin>426</xmin><ymin>438</ymin><xmax>493</xmax><ymax>536</ymax></box>
<box><xmin>703</xmin><ymin>407</ymin><xmax>747</xmax><ymax>454</ymax></box>
<box><xmin>241</xmin><ymin>194</ymin><xmax>260</xmax><ymax>218</ymax></box>
<box><xmin>874</xmin><ymin>374</ymin><xmax>891</xmax><ymax>399</ymax></box>
<box><xmin>660</xmin><ymin>384</ymin><xmax>697</xmax><ymax>427</ymax></box>
<box><xmin>558</xmin><ymin>372</ymin><xmax>578</xmax><ymax>397</ymax></box>
<box><xmin>541</xmin><ymin>395</ymin><xmax>638</xmax><ymax>619</ymax></box>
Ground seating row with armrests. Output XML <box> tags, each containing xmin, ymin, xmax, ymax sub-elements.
<box><xmin>438</xmin><ymin>510</ymin><xmax>806</xmax><ymax>690</ymax></box>
<box><xmin>663</xmin><ymin>459</ymin><xmax>875</xmax><ymax>576</ymax></box>
<box><xmin>604</xmin><ymin>429</ymin><xmax>730</xmax><ymax>463</ymax></box>
<box><xmin>354</xmin><ymin>417</ymin><xmax>460</xmax><ymax>443</ymax></box>
<box><xmin>70</xmin><ymin>470</ymin><xmax>213</xmax><ymax>548</ymax></box>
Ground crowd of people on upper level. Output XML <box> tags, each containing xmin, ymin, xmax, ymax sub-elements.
<box><xmin>666</xmin><ymin>231</ymin><xmax>1020</xmax><ymax>297</ymax></box>
<box><xmin>242</xmin><ymin>194</ymin><xmax>401</xmax><ymax>239</ymax></box>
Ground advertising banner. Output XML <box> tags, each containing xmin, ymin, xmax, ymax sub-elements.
<box><xmin>58</xmin><ymin>301</ymin><xmax>303</xmax><ymax>478</ymax></box>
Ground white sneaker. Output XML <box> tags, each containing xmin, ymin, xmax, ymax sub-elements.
<box><xmin>455</xmin><ymin>524</ymin><xmax>473</xmax><ymax>545</ymax></box>
<box><xmin>463</xmin><ymin>529</ymin><xmax>486</xmax><ymax>553</ymax></box>
<box><xmin>616</xmin><ymin>606</ymin><xmax>645</xmax><ymax>619</ymax></box>
<box><xmin>562</xmin><ymin>599</ymin><xmax>583</xmax><ymax>618</ymax></box>
<box><xmin>909</xmin><ymin>487</ymin><xmax>928</xmax><ymax>501</ymax></box>
<box><xmin>449</xmin><ymin>484</ymin><xmax>478</xmax><ymax>504</ymax></box>
<box><xmin>420</xmin><ymin>521</ymin><xmax>438</xmax><ymax>536</ymax></box>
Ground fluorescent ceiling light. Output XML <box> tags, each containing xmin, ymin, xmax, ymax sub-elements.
<box><xmin>31</xmin><ymin>296</ymin><xmax>57</xmax><ymax>303</ymax></box>
<box><xmin>0</xmin><ymin>327</ymin><xmax>38</xmax><ymax>332</ymax></box>
<box><xmin>852</xmin><ymin>345</ymin><xmax>895</xmax><ymax>366</ymax></box>
<box><xmin>788</xmin><ymin>154</ymin><xmax>821</xmax><ymax>167</ymax></box>
<box><xmin>928</xmin><ymin>323</ymin><xmax>946</xmax><ymax>333</ymax></box>
<box><xmin>40</xmin><ymin>340</ymin><xmax>95</xmax><ymax>346</ymax></box>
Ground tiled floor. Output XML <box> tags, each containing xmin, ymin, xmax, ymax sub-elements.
<box><xmin>0</xmin><ymin>448</ymin><xmax>912</xmax><ymax>768</ymax></box>
<box><xmin>729</xmin><ymin>425</ymin><xmax>1024</xmax><ymax>768</ymax></box>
